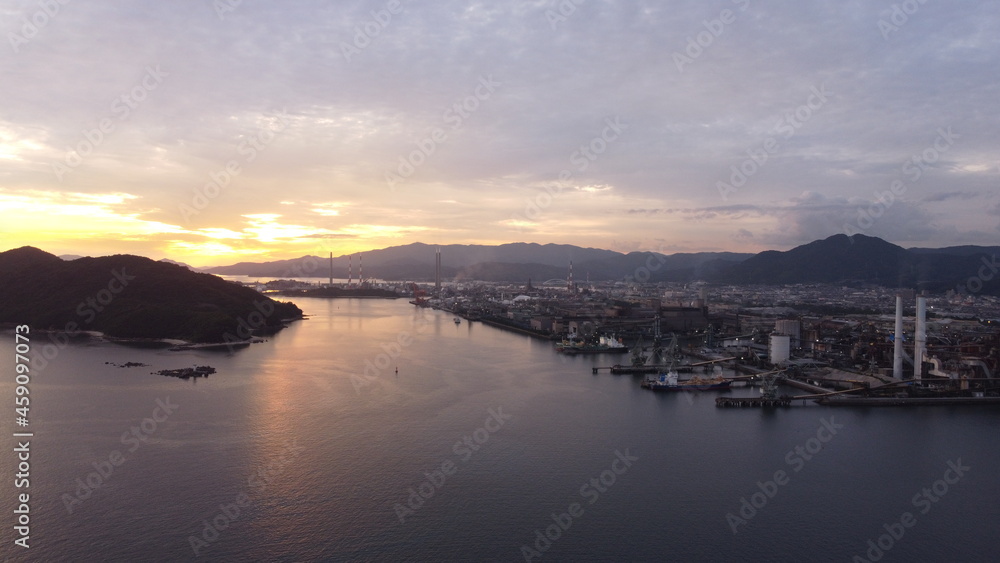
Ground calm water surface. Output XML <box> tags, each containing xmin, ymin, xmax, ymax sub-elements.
<box><xmin>1</xmin><ymin>298</ymin><xmax>998</xmax><ymax>562</ymax></box>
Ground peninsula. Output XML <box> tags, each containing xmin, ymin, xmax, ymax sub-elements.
<box><xmin>0</xmin><ymin>247</ymin><xmax>302</xmax><ymax>344</ymax></box>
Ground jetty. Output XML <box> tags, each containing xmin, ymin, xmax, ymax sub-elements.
<box><xmin>815</xmin><ymin>395</ymin><xmax>1000</xmax><ymax>406</ymax></box>
<box><xmin>594</xmin><ymin>356</ymin><xmax>736</xmax><ymax>375</ymax></box>
<box><xmin>716</xmin><ymin>396</ymin><xmax>791</xmax><ymax>408</ymax></box>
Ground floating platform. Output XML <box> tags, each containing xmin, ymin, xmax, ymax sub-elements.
<box><xmin>716</xmin><ymin>396</ymin><xmax>792</xmax><ymax>408</ymax></box>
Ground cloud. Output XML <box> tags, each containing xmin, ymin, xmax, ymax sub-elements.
<box><xmin>921</xmin><ymin>191</ymin><xmax>980</xmax><ymax>203</ymax></box>
<box><xmin>2</xmin><ymin>1</ymin><xmax>1000</xmax><ymax>261</ymax></box>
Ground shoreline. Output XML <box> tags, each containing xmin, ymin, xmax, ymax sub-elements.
<box><xmin>5</xmin><ymin>317</ymin><xmax>304</xmax><ymax>351</ymax></box>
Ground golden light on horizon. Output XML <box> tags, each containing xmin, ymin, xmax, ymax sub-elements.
<box><xmin>166</xmin><ymin>241</ymin><xmax>267</xmax><ymax>258</ymax></box>
<box><xmin>0</xmin><ymin>189</ymin><xmax>187</xmax><ymax>251</ymax></box>
<box><xmin>3</xmin><ymin>190</ymin><xmax>557</xmax><ymax>267</ymax></box>
<box><xmin>193</xmin><ymin>228</ymin><xmax>247</xmax><ymax>240</ymax></box>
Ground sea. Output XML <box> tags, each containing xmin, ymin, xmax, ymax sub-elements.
<box><xmin>1</xmin><ymin>297</ymin><xmax>998</xmax><ymax>562</ymax></box>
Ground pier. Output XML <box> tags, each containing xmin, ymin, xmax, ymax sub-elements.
<box><xmin>779</xmin><ymin>378</ymin><xmax>830</xmax><ymax>395</ymax></box>
<box><xmin>716</xmin><ymin>396</ymin><xmax>791</xmax><ymax>408</ymax></box>
<box><xmin>593</xmin><ymin>356</ymin><xmax>736</xmax><ymax>375</ymax></box>
<box><xmin>815</xmin><ymin>395</ymin><xmax>1000</xmax><ymax>406</ymax></box>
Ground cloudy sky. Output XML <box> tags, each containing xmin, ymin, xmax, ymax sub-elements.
<box><xmin>1</xmin><ymin>0</ymin><xmax>998</xmax><ymax>266</ymax></box>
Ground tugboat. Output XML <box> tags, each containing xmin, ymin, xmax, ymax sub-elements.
<box><xmin>454</xmin><ymin>316</ymin><xmax>461</xmax><ymax>325</ymax></box>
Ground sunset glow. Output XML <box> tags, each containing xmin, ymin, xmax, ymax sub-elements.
<box><xmin>1</xmin><ymin>2</ymin><xmax>997</xmax><ymax>266</ymax></box>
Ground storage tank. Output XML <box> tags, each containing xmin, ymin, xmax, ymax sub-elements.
<box><xmin>769</xmin><ymin>334</ymin><xmax>791</xmax><ymax>365</ymax></box>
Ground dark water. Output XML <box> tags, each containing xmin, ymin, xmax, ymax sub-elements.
<box><xmin>2</xmin><ymin>298</ymin><xmax>998</xmax><ymax>562</ymax></box>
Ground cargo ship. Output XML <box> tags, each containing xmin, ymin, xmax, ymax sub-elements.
<box><xmin>641</xmin><ymin>370</ymin><xmax>732</xmax><ymax>392</ymax></box>
<box><xmin>555</xmin><ymin>335</ymin><xmax>628</xmax><ymax>355</ymax></box>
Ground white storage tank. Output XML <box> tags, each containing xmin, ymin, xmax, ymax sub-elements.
<box><xmin>769</xmin><ymin>333</ymin><xmax>791</xmax><ymax>365</ymax></box>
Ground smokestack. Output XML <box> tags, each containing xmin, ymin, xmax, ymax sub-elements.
<box><xmin>359</xmin><ymin>253</ymin><xmax>363</xmax><ymax>285</ymax></box>
<box><xmin>568</xmin><ymin>260</ymin><xmax>574</xmax><ymax>292</ymax></box>
<box><xmin>435</xmin><ymin>247</ymin><xmax>441</xmax><ymax>291</ymax></box>
<box><xmin>893</xmin><ymin>295</ymin><xmax>904</xmax><ymax>379</ymax></box>
<box><xmin>915</xmin><ymin>296</ymin><xmax>927</xmax><ymax>379</ymax></box>
<box><xmin>349</xmin><ymin>255</ymin><xmax>353</xmax><ymax>286</ymax></box>
<box><xmin>329</xmin><ymin>252</ymin><xmax>333</xmax><ymax>286</ymax></box>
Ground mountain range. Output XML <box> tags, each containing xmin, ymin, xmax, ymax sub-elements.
<box><xmin>719</xmin><ymin>234</ymin><xmax>999</xmax><ymax>294</ymax></box>
<box><xmin>7</xmin><ymin>235</ymin><xmax>998</xmax><ymax>303</ymax></box>
<box><xmin>202</xmin><ymin>242</ymin><xmax>751</xmax><ymax>283</ymax></box>
<box><xmin>201</xmin><ymin>235</ymin><xmax>999</xmax><ymax>295</ymax></box>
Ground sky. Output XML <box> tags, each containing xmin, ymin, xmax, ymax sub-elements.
<box><xmin>1</xmin><ymin>0</ymin><xmax>998</xmax><ymax>267</ymax></box>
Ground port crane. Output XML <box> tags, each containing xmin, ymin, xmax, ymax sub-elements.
<box><xmin>409</xmin><ymin>283</ymin><xmax>429</xmax><ymax>307</ymax></box>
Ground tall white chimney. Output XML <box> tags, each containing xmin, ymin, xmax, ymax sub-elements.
<box><xmin>893</xmin><ymin>295</ymin><xmax>904</xmax><ymax>379</ymax></box>
<box><xmin>915</xmin><ymin>296</ymin><xmax>927</xmax><ymax>379</ymax></box>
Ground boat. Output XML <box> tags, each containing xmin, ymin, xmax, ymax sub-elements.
<box><xmin>641</xmin><ymin>370</ymin><xmax>732</xmax><ymax>392</ymax></box>
<box><xmin>454</xmin><ymin>317</ymin><xmax>461</xmax><ymax>325</ymax></box>
<box><xmin>555</xmin><ymin>335</ymin><xmax>628</xmax><ymax>355</ymax></box>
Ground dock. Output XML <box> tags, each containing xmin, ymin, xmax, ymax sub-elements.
<box><xmin>597</xmin><ymin>364</ymin><xmax>690</xmax><ymax>375</ymax></box>
<box><xmin>816</xmin><ymin>395</ymin><xmax>1000</xmax><ymax>406</ymax></box>
<box><xmin>780</xmin><ymin>378</ymin><xmax>830</xmax><ymax>395</ymax></box>
<box><xmin>716</xmin><ymin>396</ymin><xmax>792</xmax><ymax>408</ymax></box>
<box><xmin>593</xmin><ymin>356</ymin><xmax>736</xmax><ymax>375</ymax></box>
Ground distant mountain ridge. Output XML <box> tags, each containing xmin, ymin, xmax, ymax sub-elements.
<box><xmin>158</xmin><ymin>258</ymin><xmax>198</xmax><ymax>271</ymax></box>
<box><xmin>202</xmin><ymin>242</ymin><xmax>752</xmax><ymax>283</ymax></box>
<box><xmin>24</xmin><ymin>236</ymin><xmax>998</xmax><ymax>295</ymax></box>
<box><xmin>716</xmin><ymin>234</ymin><xmax>911</xmax><ymax>284</ymax></box>
<box><xmin>908</xmin><ymin>245</ymin><xmax>1000</xmax><ymax>257</ymax></box>
<box><xmin>717</xmin><ymin>234</ymin><xmax>999</xmax><ymax>295</ymax></box>
<box><xmin>200</xmin><ymin>236</ymin><xmax>999</xmax><ymax>293</ymax></box>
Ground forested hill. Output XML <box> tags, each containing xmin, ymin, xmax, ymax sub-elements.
<box><xmin>0</xmin><ymin>247</ymin><xmax>301</xmax><ymax>343</ymax></box>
